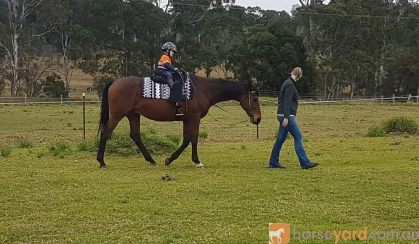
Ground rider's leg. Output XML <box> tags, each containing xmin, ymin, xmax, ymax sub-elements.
<box><xmin>165</xmin><ymin>71</ymin><xmax>174</xmax><ymax>89</ymax></box>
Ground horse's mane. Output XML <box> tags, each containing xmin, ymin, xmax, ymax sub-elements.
<box><xmin>190</xmin><ymin>75</ymin><xmax>249</xmax><ymax>89</ymax></box>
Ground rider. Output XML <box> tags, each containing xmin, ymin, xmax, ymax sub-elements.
<box><xmin>157</xmin><ymin>42</ymin><xmax>183</xmax><ymax>116</ymax></box>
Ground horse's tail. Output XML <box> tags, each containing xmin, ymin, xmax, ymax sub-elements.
<box><xmin>98</xmin><ymin>81</ymin><xmax>114</xmax><ymax>134</ymax></box>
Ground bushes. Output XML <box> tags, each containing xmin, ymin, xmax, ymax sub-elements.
<box><xmin>93</xmin><ymin>75</ymin><xmax>113</xmax><ymax>98</ymax></box>
<box><xmin>0</xmin><ymin>145</ymin><xmax>11</xmax><ymax>157</ymax></box>
<box><xmin>199</xmin><ymin>131</ymin><xmax>208</xmax><ymax>140</ymax></box>
<box><xmin>383</xmin><ymin>116</ymin><xmax>418</xmax><ymax>134</ymax></box>
<box><xmin>367</xmin><ymin>125</ymin><xmax>386</xmax><ymax>137</ymax></box>
<box><xmin>76</xmin><ymin>130</ymin><xmax>181</xmax><ymax>156</ymax></box>
<box><xmin>48</xmin><ymin>143</ymin><xmax>71</xmax><ymax>158</ymax></box>
<box><xmin>367</xmin><ymin>116</ymin><xmax>418</xmax><ymax>137</ymax></box>
<box><xmin>16</xmin><ymin>138</ymin><xmax>33</xmax><ymax>148</ymax></box>
<box><xmin>142</xmin><ymin>131</ymin><xmax>179</xmax><ymax>155</ymax></box>
<box><xmin>0</xmin><ymin>130</ymin><xmax>181</xmax><ymax>159</ymax></box>
<box><xmin>42</xmin><ymin>73</ymin><xmax>68</xmax><ymax>98</ymax></box>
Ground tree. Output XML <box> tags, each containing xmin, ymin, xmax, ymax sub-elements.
<box><xmin>0</xmin><ymin>0</ymin><xmax>47</xmax><ymax>96</ymax></box>
<box><xmin>67</xmin><ymin>0</ymin><xmax>167</xmax><ymax>78</ymax></box>
<box><xmin>232</xmin><ymin>12</ymin><xmax>311</xmax><ymax>91</ymax></box>
<box><xmin>20</xmin><ymin>54</ymin><xmax>53</xmax><ymax>97</ymax></box>
<box><xmin>0</xmin><ymin>65</ymin><xmax>6</xmax><ymax>94</ymax></box>
<box><xmin>293</xmin><ymin>0</ymin><xmax>419</xmax><ymax>99</ymax></box>
<box><xmin>40</xmin><ymin>0</ymin><xmax>74</xmax><ymax>94</ymax></box>
<box><xmin>42</xmin><ymin>73</ymin><xmax>67</xmax><ymax>97</ymax></box>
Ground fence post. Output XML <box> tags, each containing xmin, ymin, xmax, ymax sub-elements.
<box><xmin>381</xmin><ymin>95</ymin><xmax>384</xmax><ymax>104</ymax></box>
<box><xmin>392</xmin><ymin>94</ymin><xmax>395</xmax><ymax>103</ymax></box>
<box><xmin>407</xmin><ymin>94</ymin><xmax>411</xmax><ymax>102</ymax></box>
<box><xmin>60</xmin><ymin>94</ymin><xmax>63</xmax><ymax>104</ymax></box>
<box><xmin>24</xmin><ymin>94</ymin><xmax>27</xmax><ymax>104</ymax></box>
<box><xmin>83</xmin><ymin>93</ymin><xmax>86</xmax><ymax>139</ymax></box>
<box><xmin>417</xmin><ymin>96</ymin><xmax>419</xmax><ymax>103</ymax></box>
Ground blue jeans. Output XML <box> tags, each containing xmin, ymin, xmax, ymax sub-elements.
<box><xmin>269</xmin><ymin>115</ymin><xmax>310</xmax><ymax>167</ymax></box>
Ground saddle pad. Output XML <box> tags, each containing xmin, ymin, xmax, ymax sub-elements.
<box><xmin>142</xmin><ymin>77</ymin><xmax>193</xmax><ymax>100</ymax></box>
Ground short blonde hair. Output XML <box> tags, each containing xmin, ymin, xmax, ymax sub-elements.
<box><xmin>291</xmin><ymin>67</ymin><xmax>303</xmax><ymax>80</ymax></box>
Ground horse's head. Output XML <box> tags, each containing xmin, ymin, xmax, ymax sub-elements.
<box><xmin>239</xmin><ymin>81</ymin><xmax>261</xmax><ymax>125</ymax></box>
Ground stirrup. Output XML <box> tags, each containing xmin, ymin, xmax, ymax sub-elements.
<box><xmin>175</xmin><ymin>107</ymin><xmax>184</xmax><ymax>116</ymax></box>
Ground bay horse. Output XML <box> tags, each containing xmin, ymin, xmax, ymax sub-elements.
<box><xmin>97</xmin><ymin>74</ymin><xmax>261</xmax><ymax>168</ymax></box>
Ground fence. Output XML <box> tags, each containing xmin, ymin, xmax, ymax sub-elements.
<box><xmin>0</xmin><ymin>95</ymin><xmax>101</xmax><ymax>105</ymax></box>
<box><xmin>0</xmin><ymin>94</ymin><xmax>418</xmax><ymax>105</ymax></box>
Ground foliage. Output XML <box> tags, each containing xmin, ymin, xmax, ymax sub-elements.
<box><xmin>16</xmin><ymin>138</ymin><xmax>33</xmax><ymax>149</ymax></box>
<box><xmin>383</xmin><ymin>116</ymin><xmax>418</xmax><ymax>134</ymax></box>
<box><xmin>198</xmin><ymin>131</ymin><xmax>208</xmax><ymax>140</ymax></box>
<box><xmin>105</xmin><ymin>130</ymin><xmax>179</xmax><ymax>156</ymax></box>
<box><xmin>48</xmin><ymin>142</ymin><xmax>71</xmax><ymax>158</ymax></box>
<box><xmin>93</xmin><ymin>75</ymin><xmax>114</xmax><ymax>98</ymax></box>
<box><xmin>0</xmin><ymin>145</ymin><xmax>11</xmax><ymax>157</ymax></box>
<box><xmin>0</xmin><ymin>74</ymin><xmax>5</xmax><ymax>95</ymax></box>
<box><xmin>76</xmin><ymin>130</ymin><xmax>180</xmax><ymax>156</ymax></box>
<box><xmin>294</xmin><ymin>0</ymin><xmax>419</xmax><ymax>98</ymax></box>
<box><xmin>76</xmin><ymin>140</ymin><xmax>96</xmax><ymax>152</ymax></box>
<box><xmin>366</xmin><ymin>125</ymin><xmax>386</xmax><ymax>137</ymax></box>
<box><xmin>0</xmin><ymin>0</ymin><xmax>418</xmax><ymax>98</ymax></box>
<box><xmin>367</xmin><ymin>116</ymin><xmax>418</xmax><ymax>136</ymax></box>
<box><xmin>42</xmin><ymin>73</ymin><xmax>68</xmax><ymax>98</ymax></box>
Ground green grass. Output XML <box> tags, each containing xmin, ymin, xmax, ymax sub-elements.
<box><xmin>0</xmin><ymin>102</ymin><xmax>418</xmax><ymax>243</ymax></box>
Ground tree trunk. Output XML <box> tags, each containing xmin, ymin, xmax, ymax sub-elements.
<box><xmin>324</xmin><ymin>79</ymin><xmax>327</xmax><ymax>100</ymax></box>
<box><xmin>336</xmin><ymin>83</ymin><xmax>340</xmax><ymax>100</ymax></box>
<box><xmin>350</xmin><ymin>82</ymin><xmax>355</xmax><ymax>100</ymax></box>
<box><xmin>6</xmin><ymin>0</ymin><xmax>44</xmax><ymax>96</ymax></box>
<box><xmin>62</xmin><ymin>33</ymin><xmax>71</xmax><ymax>93</ymax></box>
<box><xmin>11</xmin><ymin>22</ymin><xmax>20</xmax><ymax>96</ymax></box>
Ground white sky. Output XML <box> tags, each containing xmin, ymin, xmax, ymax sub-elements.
<box><xmin>158</xmin><ymin>1</ymin><xmax>330</xmax><ymax>13</ymax></box>
<box><xmin>236</xmin><ymin>0</ymin><xmax>300</xmax><ymax>12</ymax></box>
<box><xmin>236</xmin><ymin>0</ymin><xmax>331</xmax><ymax>12</ymax></box>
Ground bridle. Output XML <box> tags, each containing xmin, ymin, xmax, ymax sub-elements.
<box><xmin>240</xmin><ymin>90</ymin><xmax>257</xmax><ymax>119</ymax></box>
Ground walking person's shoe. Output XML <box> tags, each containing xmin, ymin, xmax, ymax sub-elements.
<box><xmin>301</xmin><ymin>161</ymin><xmax>319</xmax><ymax>169</ymax></box>
<box><xmin>268</xmin><ymin>163</ymin><xmax>286</xmax><ymax>169</ymax></box>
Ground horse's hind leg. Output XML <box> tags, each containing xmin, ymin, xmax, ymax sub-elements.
<box><xmin>128</xmin><ymin>113</ymin><xmax>157</xmax><ymax>166</ymax></box>
<box><xmin>97</xmin><ymin>116</ymin><xmax>122</xmax><ymax>168</ymax></box>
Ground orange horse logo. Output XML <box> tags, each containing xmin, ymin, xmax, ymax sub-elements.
<box><xmin>269</xmin><ymin>223</ymin><xmax>290</xmax><ymax>244</ymax></box>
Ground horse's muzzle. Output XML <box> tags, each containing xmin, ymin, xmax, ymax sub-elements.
<box><xmin>250</xmin><ymin>116</ymin><xmax>261</xmax><ymax>125</ymax></box>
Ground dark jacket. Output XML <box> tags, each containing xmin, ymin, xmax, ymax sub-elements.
<box><xmin>277</xmin><ymin>76</ymin><xmax>298</xmax><ymax>118</ymax></box>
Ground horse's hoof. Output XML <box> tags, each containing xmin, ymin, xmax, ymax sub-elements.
<box><xmin>165</xmin><ymin>158</ymin><xmax>171</xmax><ymax>166</ymax></box>
<box><xmin>195</xmin><ymin>163</ymin><xmax>204</xmax><ymax>168</ymax></box>
<box><xmin>150</xmin><ymin>162</ymin><xmax>157</xmax><ymax>167</ymax></box>
<box><xmin>100</xmin><ymin>165</ymin><xmax>107</xmax><ymax>169</ymax></box>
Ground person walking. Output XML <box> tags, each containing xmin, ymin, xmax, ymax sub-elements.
<box><xmin>269</xmin><ymin>67</ymin><xmax>319</xmax><ymax>169</ymax></box>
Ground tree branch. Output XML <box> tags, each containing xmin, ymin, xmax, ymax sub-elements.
<box><xmin>0</xmin><ymin>42</ymin><xmax>12</xmax><ymax>58</ymax></box>
<box><xmin>32</xmin><ymin>28</ymin><xmax>54</xmax><ymax>38</ymax></box>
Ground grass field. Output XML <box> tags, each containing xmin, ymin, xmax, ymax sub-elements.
<box><xmin>0</xmin><ymin>102</ymin><xmax>418</xmax><ymax>243</ymax></box>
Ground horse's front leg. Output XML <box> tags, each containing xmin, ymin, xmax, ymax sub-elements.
<box><xmin>191</xmin><ymin>132</ymin><xmax>203</xmax><ymax>168</ymax></box>
<box><xmin>165</xmin><ymin>117</ymin><xmax>200</xmax><ymax>167</ymax></box>
<box><xmin>165</xmin><ymin>135</ymin><xmax>191</xmax><ymax>166</ymax></box>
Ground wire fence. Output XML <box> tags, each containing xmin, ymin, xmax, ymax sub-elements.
<box><xmin>0</xmin><ymin>94</ymin><xmax>418</xmax><ymax>105</ymax></box>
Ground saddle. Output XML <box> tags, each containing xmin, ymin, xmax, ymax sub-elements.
<box><xmin>152</xmin><ymin>69</ymin><xmax>186</xmax><ymax>84</ymax></box>
<box><xmin>142</xmin><ymin>70</ymin><xmax>192</xmax><ymax>101</ymax></box>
